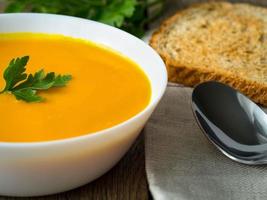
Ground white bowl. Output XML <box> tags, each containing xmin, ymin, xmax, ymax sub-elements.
<box><xmin>0</xmin><ymin>13</ymin><xmax>167</xmax><ymax>197</ymax></box>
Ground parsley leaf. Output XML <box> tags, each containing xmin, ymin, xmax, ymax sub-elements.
<box><xmin>1</xmin><ymin>56</ymin><xmax>28</xmax><ymax>93</ymax></box>
<box><xmin>53</xmin><ymin>74</ymin><xmax>72</xmax><ymax>87</ymax></box>
<box><xmin>3</xmin><ymin>0</ymin><xmax>164</xmax><ymax>37</ymax></box>
<box><xmin>98</xmin><ymin>0</ymin><xmax>136</xmax><ymax>27</ymax></box>
<box><xmin>12</xmin><ymin>88</ymin><xmax>43</xmax><ymax>102</ymax></box>
<box><xmin>1</xmin><ymin>56</ymin><xmax>72</xmax><ymax>103</ymax></box>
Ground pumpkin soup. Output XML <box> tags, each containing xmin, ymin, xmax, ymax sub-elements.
<box><xmin>0</xmin><ymin>33</ymin><xmax>151</xmax><ymax>142</ymax></box>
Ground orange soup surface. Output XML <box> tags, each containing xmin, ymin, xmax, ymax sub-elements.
<box><xmin>0</xmin><ymin>33</ymin><xmax>151</xmax><ymax>142</ymax></box>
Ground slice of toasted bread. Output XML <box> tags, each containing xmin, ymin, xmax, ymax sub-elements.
<box><xmin>150</xmin><ymin>1</ymin><xmax>267</xmax><ymax>106</ymax></box>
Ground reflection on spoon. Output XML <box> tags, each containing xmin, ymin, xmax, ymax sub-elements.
<box><xmin>192</xmin><ymin>81</ymin><xmax>267</xmax><ymax>165</ymax></box>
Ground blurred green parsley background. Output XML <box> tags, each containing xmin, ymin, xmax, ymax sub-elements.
<box><xmin>1</xmin><ymin>0</ymin><xmax>165</xmax><ymax>37</ymax></box>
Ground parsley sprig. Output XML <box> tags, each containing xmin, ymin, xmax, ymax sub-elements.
<box><xmin>0</xmin><ymin>56</ymin><xmax>72</xmax><ymax>102</ymax></box>
<box><xmin>3</xmin><ymin>0</ymin><xmax>165</xmax><ymax>37</ymax></box>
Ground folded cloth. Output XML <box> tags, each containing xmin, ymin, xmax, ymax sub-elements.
<box><xmin>145</xmin><ymin>84</ymin><xmax>267</xmax><ymax>200</ymax></box>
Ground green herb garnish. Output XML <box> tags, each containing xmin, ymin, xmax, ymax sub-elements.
<box><xmin>0</xmin><ymin>56</ymin><xmax>72</xmax><ymax>102</ymax></box>
<box><xmin>3</xmin><ymin>0</ymin><xmax>165</xmax><ymax>37</ymax></box>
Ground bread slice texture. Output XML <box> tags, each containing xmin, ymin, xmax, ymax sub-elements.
<box><xmin>150</xmin><ymin>1</ymin><xmax>267</xmax><ymax>106</ymax></box>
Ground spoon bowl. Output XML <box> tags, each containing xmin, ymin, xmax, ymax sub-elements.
<box><xmin>192</xmin><ymin>81</ymin><xmax>267</xmax><ymax>165</ymax></box>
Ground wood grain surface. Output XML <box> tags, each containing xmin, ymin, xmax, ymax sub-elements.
<box><xmin>0</xmin><ymin>132</ymin><xmax>149</xmax><ymax>200</ymax></box>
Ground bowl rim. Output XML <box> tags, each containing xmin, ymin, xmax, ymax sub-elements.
<box><xmin>0</xmin><ymin>13</ymin><xmax>168</xmax><ymax>147</ymax></box>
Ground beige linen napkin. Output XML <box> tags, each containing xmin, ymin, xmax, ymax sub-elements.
<box><xmin>145</xmin><ymin>85</ymin><xmax>267</xmax><ymax>200</ymax></box>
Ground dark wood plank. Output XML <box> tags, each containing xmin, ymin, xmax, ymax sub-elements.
<box><xmin>0</xmin><ymin>132</ymin><xmax>148</xmax><ymax>200</ymax></box>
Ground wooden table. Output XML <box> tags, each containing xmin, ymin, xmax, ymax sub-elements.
<box><xmin>0</xmin><ymin>132</ymin><xmax>149</xmax><ymax>200</ymax></box>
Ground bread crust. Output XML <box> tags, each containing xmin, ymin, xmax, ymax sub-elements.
<box><xmin>150</xmin><ymin>1</ymin><xmax>267</xmax><ymax>106</ymax></box>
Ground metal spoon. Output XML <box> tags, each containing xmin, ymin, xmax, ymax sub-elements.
<box><xmin>191</xmin><ymin>81</ymin><xmax>267</xmax><ymax>165</ymax></box>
